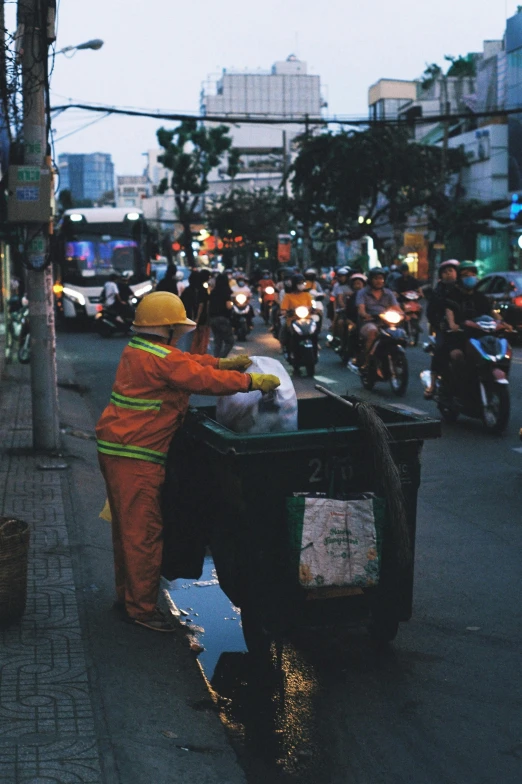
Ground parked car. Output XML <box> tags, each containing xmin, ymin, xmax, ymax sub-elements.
<box><xmin>475</xmin><ymin>271</ymin><xmax>522</xmax><ymax>337</ymax></box>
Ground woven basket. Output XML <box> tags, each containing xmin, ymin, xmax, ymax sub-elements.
<box><xmin>0</xmin><ymin>517</ymin><xmax>30</xmax><ymax>623</ymax></box>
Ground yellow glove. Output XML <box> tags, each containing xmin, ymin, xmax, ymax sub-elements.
<box><xmin>249</xmin><ymin>373</ymin><xmax>281</xmax><ymax>393</ymax></box>
<box><xmin>219</xmin><ymin>354</ymin><xmax>252</xmax><ymax>371</ymax></box>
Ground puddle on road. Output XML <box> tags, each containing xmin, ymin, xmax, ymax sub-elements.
<box><xmin>165</xmin><ymin>556</ymin><xmax>332</xmax><ymax>781</ymax></box>
<box><xmin>166</xmin><ymin>556</ymin><xmax>246</xmax><ymax>677</ymax></box>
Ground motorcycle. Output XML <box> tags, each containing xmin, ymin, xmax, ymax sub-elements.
<box><xmin>95</xmin><ymin>301</ymin><xmax>136</xmax><ymax>337</ymax></box>
<box><xmin>7</xmin><ymin>296</ymin><xmax>30</xmax><ymax>364</ymax></box>
<box><xmin>399</xmin><ymin>291</ymin><xmax>422</xmax><ymax>347</ymax></box>
<box><xmin>421</xmin><ymin>316</ymin><xmax>511</xmax><ymax>433</ymax></box>
<box><xmin>285</xmin><ymin>305</ymin><xmax>319</xmax><ymax>377</ymax></box>
<box><xmin>231</xmin><ymin>293</ymin><xmax>252</xmax><ymax>341</ymax></box>
<box><xmin>260</xmin><ymin>285</ymin><xmax>277</xmax><ymax>325</ymax></box>
<box><xmin>348</xmin><ymin>310</ymin><xmax>409</xmax><ymax>396</ymax></box>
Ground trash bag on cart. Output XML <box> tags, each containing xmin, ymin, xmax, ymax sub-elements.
<box><xmin>216</xmin><ymin>356</ymin><xmax>297</xmax><ymax>434</ymax></box>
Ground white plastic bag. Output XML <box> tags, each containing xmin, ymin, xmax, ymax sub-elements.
<box><xmin>216</xmin><ymin>356</ymin><xmax>297</xmax><ymax>434</ymax></box>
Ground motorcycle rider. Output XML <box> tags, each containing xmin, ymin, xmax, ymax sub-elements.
<box><xmin>443</xmin><ymin>261</ymin><xmax>497</xmax><ymax>392</ymax></box>
<box><xmin>258</xmin><ymin>269</ymin><xmax>277</xmax><ymax>322</ymax></box>
<box><xmin>330</xmin><ymin>267</ymin><xmax>351</xmax><ymax>343</ymax></box>
<box><xmin>424</xmin><ymin>259</ymin><xmax>460</xmax><ymax>398</ymax></box>
<box><xmin>304</xmin><ymin>268</ymin><xmax>324</xmax><ymax>294</ymax></box>
<box><xmin>343</xmin><ymin>272</ymin><xmax>367</xmax><ymax>361</ymax></box>
<box><xmin>280</xmin><ymin>273</ymin><xmax>314</xmax><ymax>352</ymax></box>
<box><xmin>96</xmin><ymin>291</ymin><xmax>280</xmax><ymax>632</ymax></box>
<box><xmin>232</xmin><ymin>273</ymin><xmax>254</xmax><ymax>330</ymax></box>
<box><xmin>356</xmin><ymin>268</ymin><xmax>401</xmax><ymax>368</ymax></box>
<box><xmin>392</xmin><ymin>262</ymin><xmax>423</xmax><ymax>296</ymax></box>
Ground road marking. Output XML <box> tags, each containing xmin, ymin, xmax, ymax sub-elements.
<box><xmin>511</xmin><ymin>447</ymin><xmax>522</xmax><ymax>454</ymax></box>
<box><xmin>313</xmin><ymin>375</ymin><xmax>338</xmax><ymax>384</ymax></box>
<box><xmin>512</xmin><ymin>358</ymin><xmax>522</xmax><ymax>365</ymax></box>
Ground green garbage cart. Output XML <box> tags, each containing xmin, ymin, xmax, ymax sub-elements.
<box><xmin>165</xmin><ymin>395</ymin><xmax>441</xmax><ymax>650</ymax></box>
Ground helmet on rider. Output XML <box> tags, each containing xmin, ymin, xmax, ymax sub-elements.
<box><xmin>349</xmin><ymin>272</ymin><xmax>367</xmax><ymax>291</ymax></box>
<box><xmin>458</xmin><ymin>261</ymin><xmax>479</xmax><ymax>290</ymax></box>
<box><xmin>262</xmin><ymin>269</ymin><xmax>271</xmax><ymax>279</ymax></box>
<box><xmin>439</xmin><ymin>259</ymin><xmax>459</xmax><ymax>282</ymax></box>
<box><xmin>304</xmin><ymin>268</ymin><xmax>317</xmax><ymax>281</ymax></box>
<box><xmin>291</xmin><ymin>273</ymin><xmax>306</xmax><ymax>291</ymax></box>
<box><xmin>400</xmin><ymin>262</ymin><xmax>410</xmax><ymax>274</ymax></box>
<box><xmin>337</xmin><ymin>267</ymin><xmax>350</xmax><ymax>278</ymax></box>
<box><xmin>133</xmin><ymin>291</ymin><xmax>196</xmax><ymax>337</ymax></box>
<box><xmin>367</xmin><ymin>267</ymin><xmax>386</xmax><ymax>288</ymax></box>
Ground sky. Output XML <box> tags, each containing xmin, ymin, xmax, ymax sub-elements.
<box><xmin>26</xmin><ymin>0</ymin><xmax>518</xmax><ymax>176</ymax></box>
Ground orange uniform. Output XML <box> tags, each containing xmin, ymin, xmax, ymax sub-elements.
<box><xmin>96</xmin><ymin>334</ymin><xmax>250</xmax><ymax>620</ymax></box>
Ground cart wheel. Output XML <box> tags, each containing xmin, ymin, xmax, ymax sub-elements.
<box><xmin>368</xmin><ymin>615</ymin><xmax>399</xmax><ymax>644</ymax></box>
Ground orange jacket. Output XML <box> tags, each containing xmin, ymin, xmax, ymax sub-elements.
<box><xmin>96</xmin><ymin>335</ymin><xmax>250</xmax><ymax>465</ymax></box>
<box><xmin>281</xmin><ymin>291</ymin><xmax>314</xmax><ymax>325</ymax></box>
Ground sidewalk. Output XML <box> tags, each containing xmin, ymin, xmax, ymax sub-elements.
<box><xmin>0</xmin><ymin>357</ymin><xmax>246</xmax><ymax>784</ymax></box>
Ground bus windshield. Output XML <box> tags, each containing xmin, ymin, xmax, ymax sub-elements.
<box><xmin>65</xmin><ymin>237</ymin><xmax>138</xmax><ymax>277</ymax></box>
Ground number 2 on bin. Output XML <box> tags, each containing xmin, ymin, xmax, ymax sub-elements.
<box><xmin>308</xmin><ymin>457</ymin><xmax>353</xmax><ymax>486</ymax></box>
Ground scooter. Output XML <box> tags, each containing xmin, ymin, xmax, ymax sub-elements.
<box><xmin>95</xmin><ymin>302</ymin><xmax>136</xmax><ymax>337</ymax></box>
<box><xmin>7</xmin><ymin>296</ymin><xmax>30</xmax><ymax>364</ymax></box>
<box><xmin>260</xmin><ymin>285</ymin><xmax>277</xmax><ymax>324</ymax></box>
<box><xmin>399</xmin><ymin>291</ymin><xmax>422</xmax><ymax>347</ymax></box>
<box><xmin>348</xmin><ymin>310</ymin><xmax>409</xmax><ymax>396</ymax></box>
<box><xmin>231</xmin><ymin>293</ymin><xmax>252</xmax><ymax>341</ymax></box>
<box><xmin>421</xmin><ymin>316</ymin><xmax>512</xmax><ymax>433</ymax></box>
<box><xmin>285</xmin><ymin>305</ymin><xmax>319</xmax><ymax>377</ymax></box>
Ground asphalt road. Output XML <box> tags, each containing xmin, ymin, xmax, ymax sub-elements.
<box><xmin>57</xmin><ymin>318</ymin><xmax>522</xmax><ymax>784</ymax></box>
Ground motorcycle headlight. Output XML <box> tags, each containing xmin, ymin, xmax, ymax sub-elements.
<box><xmin>380</xmin><ymin>310</ymin><xmax>402</xmax><ymax>325</ymax></box>
<box><xmin>265</xmin><ymin>286</ymin><xmax>275</xmax><ymax>295</ymax></box>
<box><xmin>295</xmin><ymin>306</ymin><xmax>309</xmax><ymax>319</ymax></box>
<box><xmin>236</xmin><ymin>294</ymin><xmax>247</xmax><ymax>305</ymax></box>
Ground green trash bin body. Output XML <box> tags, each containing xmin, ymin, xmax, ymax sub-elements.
<box><xmin>167</xmin><ymin>396</ymin><xmax>440</xmax><ymax>642</ymax></box>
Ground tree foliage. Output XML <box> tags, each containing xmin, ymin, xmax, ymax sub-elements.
<box><xmin>156</xmin><ymin>120</ymin><xmax>238</xmax><ymax>263</ymax></box>
<box><xmin>207</xmin><ymin>187</ymin><xmax>286</xmax><ymax>266</ymax></box>
<box><xmin>290</xmin><ymin>126</ymin><xmax>467</xmax><ymax>248</ymax></box>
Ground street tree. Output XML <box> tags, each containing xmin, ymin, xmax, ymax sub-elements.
<box><xmin>291</xmin><ymin>126</ymin><xmax>466</xmax><ymax>259</ymax></box>
<box><xmin>206</xmin><ymin>187</ymin><xmax>286</xmax><ymax>268</ymax></box>
<box><xmin>156</xmin><ymin>120</ymin><xmax>239</xmax><ymax>264</ymax></box>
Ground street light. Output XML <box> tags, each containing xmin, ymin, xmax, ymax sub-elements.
<box><xmin>55</xmin><ymin>39</ymin><xmax>104</xmax><ymax>56</ymax></box>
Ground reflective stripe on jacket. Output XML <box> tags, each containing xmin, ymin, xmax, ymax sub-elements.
<box><xmin>95</xmin><ymin>336</ymin><xmax>250</xmax><ymax>463</ymax></box>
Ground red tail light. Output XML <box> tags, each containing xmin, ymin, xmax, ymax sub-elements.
<box><xmin>514</xmin><ymin>296</ymin><xmax>522</xmax><ymax>308</ymax></box>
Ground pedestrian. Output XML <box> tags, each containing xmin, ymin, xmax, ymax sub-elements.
<box><xmin>155</xmin><ymin>264</ymin><xmax>179</xmax><ymax>295</ymax></box>
<box><xmin>96</xmin><ymin>291</ymin><xmax>280</xmax><ymax>632</ymax></box>
<box><xmin>209</xmin><ymin>272</ymin><xmax>235</xmax><ymax>358</ymax></box>
<box><xmin>190</xmin><ymin>268</ymin><xmax>211</xmax><ymax>354</ymax></box>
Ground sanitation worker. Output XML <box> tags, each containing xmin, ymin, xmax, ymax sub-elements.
<box><xmin>96</xmin><ymin>291</ymin><xmax>280</xmax><ymax>632</ymax></box>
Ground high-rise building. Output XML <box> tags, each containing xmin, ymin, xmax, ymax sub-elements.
<box><xmin>58</xmin><ymin>153</ymin><xmax>115</xmax><ymax>203</ymax></box>
<box><xmin>201</xmin><ymin>55</ymin><xmax>325</xmax><ymax>194</ymax></box>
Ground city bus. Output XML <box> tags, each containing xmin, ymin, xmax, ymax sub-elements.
<box><xmin>53</xmin><ymin>207</ymin><xmax>154</xmax><ymax>320</ymax></box>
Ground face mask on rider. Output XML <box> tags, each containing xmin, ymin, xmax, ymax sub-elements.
<box><xmin>462</xmin><ymin>276</ymin><xmax>477</xmax><ymax>289</ymax></box>
<box><xmin>297</xmin><ymin>283</ymin><xmax>305</xmax><ymax>291</ymax></box>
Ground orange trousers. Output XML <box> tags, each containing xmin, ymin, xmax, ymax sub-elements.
<box><xmin>98</xmin><ymin>453</ymin><xmax>165</xmax><ymax>620</ymax></box>
<box><xmin>190</xmin><ymin>325</ymin><xmax>211</xmax><ymax>355</ymax></box>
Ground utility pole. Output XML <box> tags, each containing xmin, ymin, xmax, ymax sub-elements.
<box><xmin>18</xmin><ymin>0</ymin><xmax>59</xmax><ymax>451</ymax></box>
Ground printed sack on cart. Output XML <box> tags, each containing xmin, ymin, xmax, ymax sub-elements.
<box><xmin>216</xmin><ymin>356</ymin><xmax>297</xmax><ymax>434</ymax></box>
<box><xmin>286</xmin><ymin>493</ymin><xmax>385</xmax><ymax>589</ymax></box>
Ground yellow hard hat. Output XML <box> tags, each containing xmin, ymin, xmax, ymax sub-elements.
<box><xmin>133</xmin><ymin>292</ymin><xmax>196</xmax><ymax>327</ymax></box>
